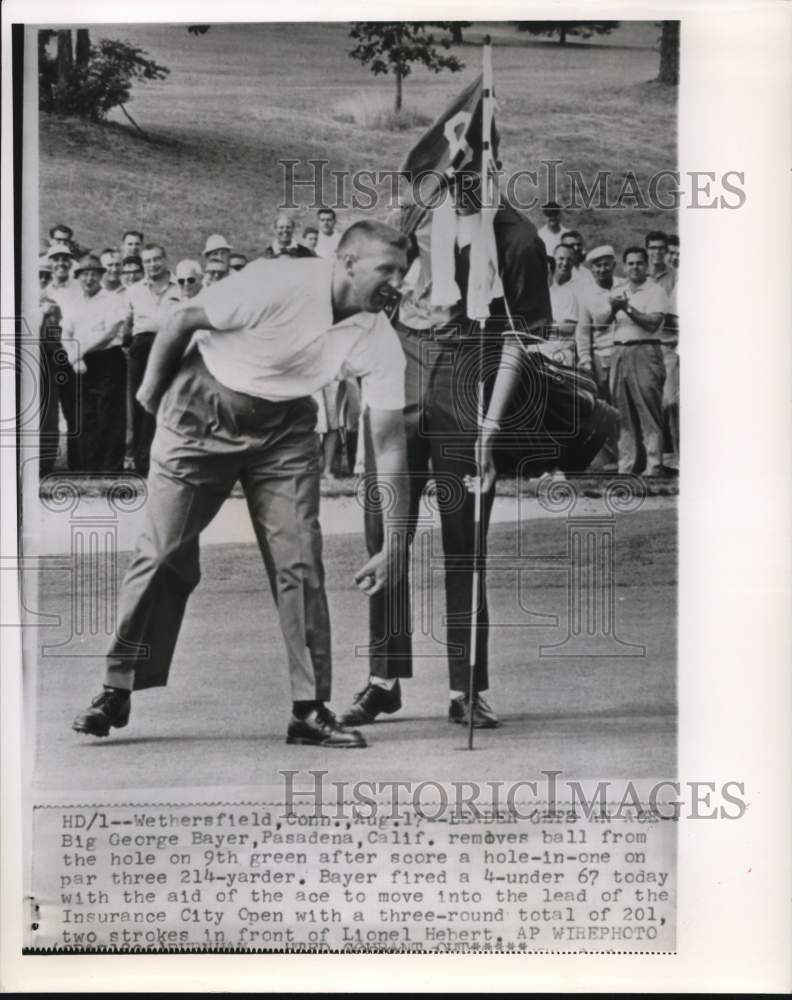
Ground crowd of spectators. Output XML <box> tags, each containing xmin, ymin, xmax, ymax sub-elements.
<box><xmin>539</xmin><ymin>202</ymin><xmax>679</xmax><ymax>479</ymax></box>
<box><xmin>38</xmin><ymin>209</ymin><xmax>360</xmax><ymax>479</ymax></box>
<box><xmin>38</xmin><ymin>202</ymin><xmax>679</xmax><ymax>482</ymax></box>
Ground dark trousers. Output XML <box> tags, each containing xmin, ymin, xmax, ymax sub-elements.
<box><xmin>52</xmin><ymin>348</ymin><xmax>81</xmax><ymax>471</ymax></box>
<box><xmin>78</xmin><ymin>346</ymin><xmax>127</xmax><ymax>473</ymax></box>
<box><xmin>39</xmin><ymin>341</ymin><xmax>62</xmax><ymax>477</ymax></box>
<box><xmin>661</xmin><ymin>344</ymin><xmax>680</xmax><ymax>461</ymax></box>
<box><xmin>127</xmin><ymin>332</ymin><xmax>157</xmax><ymax>476</ymax></box>
<box><xmin>105</xmin><ymin>353</ymin><xmax>330</xmax><ymax>703</ymax></box>
<box><xmin>365</xmin><ymin>326</ymin><xmax>495</xmax><ymax>693</ymax></box>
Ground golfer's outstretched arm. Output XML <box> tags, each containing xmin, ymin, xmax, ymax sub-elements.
<box><xmin>354</xmin><ymin>407</ymin><xmax>409</xmax><ymax>595</ymax></box>
<box><xmin>137</xmin><ymin>305</ymin><xmax>214</xmax><ymax>414</ymax></box>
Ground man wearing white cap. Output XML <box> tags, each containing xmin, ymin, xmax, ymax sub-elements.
<box><xmin>46</xmin><ymin>244</ymin><xmax>75</xmax><ymax>304</ymax></box>
<box><xmin>202</xmin><ymin>234</ymin><xmax>232</xmax><ymax>277</ymax></box>
<box><xmin>575</xmin><ymin>245</ymin><xmax>623</xmax><ymax>468</ymax></box>
<box><xmin>44</xmin><ymin>244</ymin><xmax>82</xmax><ymax>469</ymax></box>
<box><xmin>60</xmin><ymin>254</ymin><xmax>129</xmax><ymax>472</ymax></box>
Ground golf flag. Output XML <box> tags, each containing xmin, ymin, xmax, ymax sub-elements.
<box><xmin>400</xmin><ymin>71</ymin><xmax>500</xmax><ymax>237</ymax></box>
<box><xmin>465</xmin><ymin>41</ymin><xmax>501</xmax><ymax>322</ymax></box>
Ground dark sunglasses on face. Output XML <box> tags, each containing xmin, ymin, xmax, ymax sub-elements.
<box><xmin>177</xmin><ymin>277</ymin><xmax>198</xmax><ymax>286</ymax></box>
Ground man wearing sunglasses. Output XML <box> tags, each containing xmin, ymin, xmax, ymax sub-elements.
<box><xmin>175</xmin><ymin>259</ymin><xmax>204</xmax><ymax>300</ymax></box>
<box><xmin>122</xmin><ymin>256</ymin><xmax>144</xmax><ymax>287</ymax></box>
<box><xmin>561</xmin><ymin>230</ymin><xmax>595</xmax><ymax>289</ymax></box>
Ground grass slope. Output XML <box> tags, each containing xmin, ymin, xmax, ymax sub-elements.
<box><xmin>40</xmin><ymin>21</ymin><xmax>677</xmax><ymax>264</ymax></box>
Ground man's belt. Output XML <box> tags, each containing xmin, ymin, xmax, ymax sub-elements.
<box><xmin>613</xmin><ymin>339</ymin><xmax>661</xmax><ymax>346</ymax></box>
<box><xmin>394</xmin><ymin>319</ymin><xmax>474</xmax><ymax>341</ymax></box>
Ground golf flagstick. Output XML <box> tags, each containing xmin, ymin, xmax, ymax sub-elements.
<box><xmin>465</xmin><ymin>36</ymin><xmax>497</xmax><ymax>750</ymax></box>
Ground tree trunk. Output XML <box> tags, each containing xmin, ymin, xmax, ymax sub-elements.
<box><xmin>75</xmin><ymin>29</ymin><xmax>90</xmax><ymax>68</ymax></box>
<box><xmin>559</xmin><ymin>25</ymin><xmax>568</xmax><ymax>45</ymax></box>
<box><xmin>56</xmin><ymin>30</ymin><xmax>73</xmax><ymax>84</ymax></box>
<box><xmin>658</xmin><ymin>21</ymin><xmax>680</xmax><ymax>85</ymax></box>
<box><xmin>395</xmin><ymin>67</ymin><xmax>403</xmax><ymax>112</ymax></box>
<box><xmin>38</xmin><ymin>30</ymin><xmax>57</xmax><ymax>109</ymax></box>
<box><xmin>450</xmin><ymin>24</ymin><xmax>463</xmax><ymax>44</ymax></box>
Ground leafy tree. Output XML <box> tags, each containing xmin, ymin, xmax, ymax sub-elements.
<box><xmin>515</xmin><ymin>21</ymin><xmax>621</xmax><ymax>45</ymax></box>
<box><xmin>657</xmin><ymin>21</ymin><xmax>679</xmax><ymax>85</ymax></box>
<box><xmin>349</xmin><ymin>22</ymin><xmax>464</xmax><ymax>112</ymax></box>
<box><xmin>39</xmin><ymin>30</ymin><xmax>169</xmax><ymax>122</ymax></box>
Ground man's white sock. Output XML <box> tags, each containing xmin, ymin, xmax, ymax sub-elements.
<box><xmin>370</xmin><ymin>676</ymin><xmax>397</xmax><ymax>691</ymax></box>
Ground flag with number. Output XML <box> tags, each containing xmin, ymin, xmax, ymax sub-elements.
<box><xmin>400</xmin><ymin>73</ymin><xmax>500</xmax><ymax>237</ymax></box>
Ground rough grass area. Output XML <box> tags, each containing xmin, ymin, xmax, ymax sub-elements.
<box><xmin>333</xmin><ymin>94</ymin><xmax>433</xmax><ymax>131</ymax></box>
<box><xmin>39</xmin><ymin>21</ymin><xmax>677</xmax><ymax>264</ymax></box>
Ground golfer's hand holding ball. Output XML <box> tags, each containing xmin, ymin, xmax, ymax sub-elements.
<box><xmin>355</xmin><ymin>540</ymin><xmax>403</xmax><ymax>597</ymax></box>
<box><xmin>354</xmin><ymin>548</ymin><xmax>387</xmax><ymax>596</ymax></box>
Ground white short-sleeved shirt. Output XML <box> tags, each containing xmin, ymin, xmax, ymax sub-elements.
<box><xmin>549</xmin><ymin>281</ymin><xmax>579</xmax><ymax>325</ymax></box>
<box><xmin>315</xmin><ymin>231</ymin><xmax>341</xmax><ymax>259</ymax></box>
<box><xmin>60</xmin><ymin>288</ymin><xmax>129</xmax><ymax>354</ymax></box>
<box><xmin>574</xmin><ymin>279</ymin><xmax>626</xmax><ymax>366</ymax></box>
<box><xmin>48</xmin><ymin>281</ymin><xmax>80</xmax><ymax>313</ymax></box>
<box><xmin>125</xmin><ymin>275</ymin><xmax>181</xmax><ymax>335</ymax></box>
<box><xmin>613</xmin><ymin>278</ymin><xmax>669</xmax><ymax>344</ymax></box>
<box><xmin>198</xmin><ymin>258</ymin><xmax>406</xmax><ymax>409</ymax></box>
<box><xmin>570</xmin><ymin>265</ymin><xmax>596</xmax><ymax>290</ymax></box>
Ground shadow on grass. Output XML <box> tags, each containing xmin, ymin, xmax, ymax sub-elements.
<box><xmin>80</xmin><ymin>734</ymin><xmax>279</xmax><ymax>747</ymax></box>
<box><xmin>43</xmin><ymin>112</ymin><xmax>181</xmax><ymax>151</ymax></box>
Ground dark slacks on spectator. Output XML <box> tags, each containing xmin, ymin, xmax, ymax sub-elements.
<box><xmin>364</xmin><ymin>324</ymin><xmax>495</xmax><ymax>694</ymax></box>
<box><xmin>127</xmin><ymin>331</ymin><xmax>158</xmax><ymax>477</ymax></box>
<box><xmin>39</xmin><ymin>340</ymin><xmax>62</xmax><ymax>477</ymax></box>
<box><xmin>78</xmin><ymin>346</ymin><xmax>127</xmax><ymax>473</ymax></box>
<box><xmin>104</xmin><ymin>352</ymin><xmax>330</xmax><ymax>702</ymax></box>
<box><xmin>661</xmin><ymin>344</ymin><xmax>680</xmax><ymax>462</ymax></box>
<box><xmin>609</xmin><ymin>342</ymin><xmax>665</xmax><ymax>476</ymax></box>
<box><xmin>50</xmin><ymin>348</ymin><xmax>81</xmax><ymax>471</ymax></box>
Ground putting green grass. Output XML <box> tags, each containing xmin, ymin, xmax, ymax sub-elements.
<box><xmin>33</xmin><ymin>505</ymin><xmax>676</xmax><ymax>792</ymax></box>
